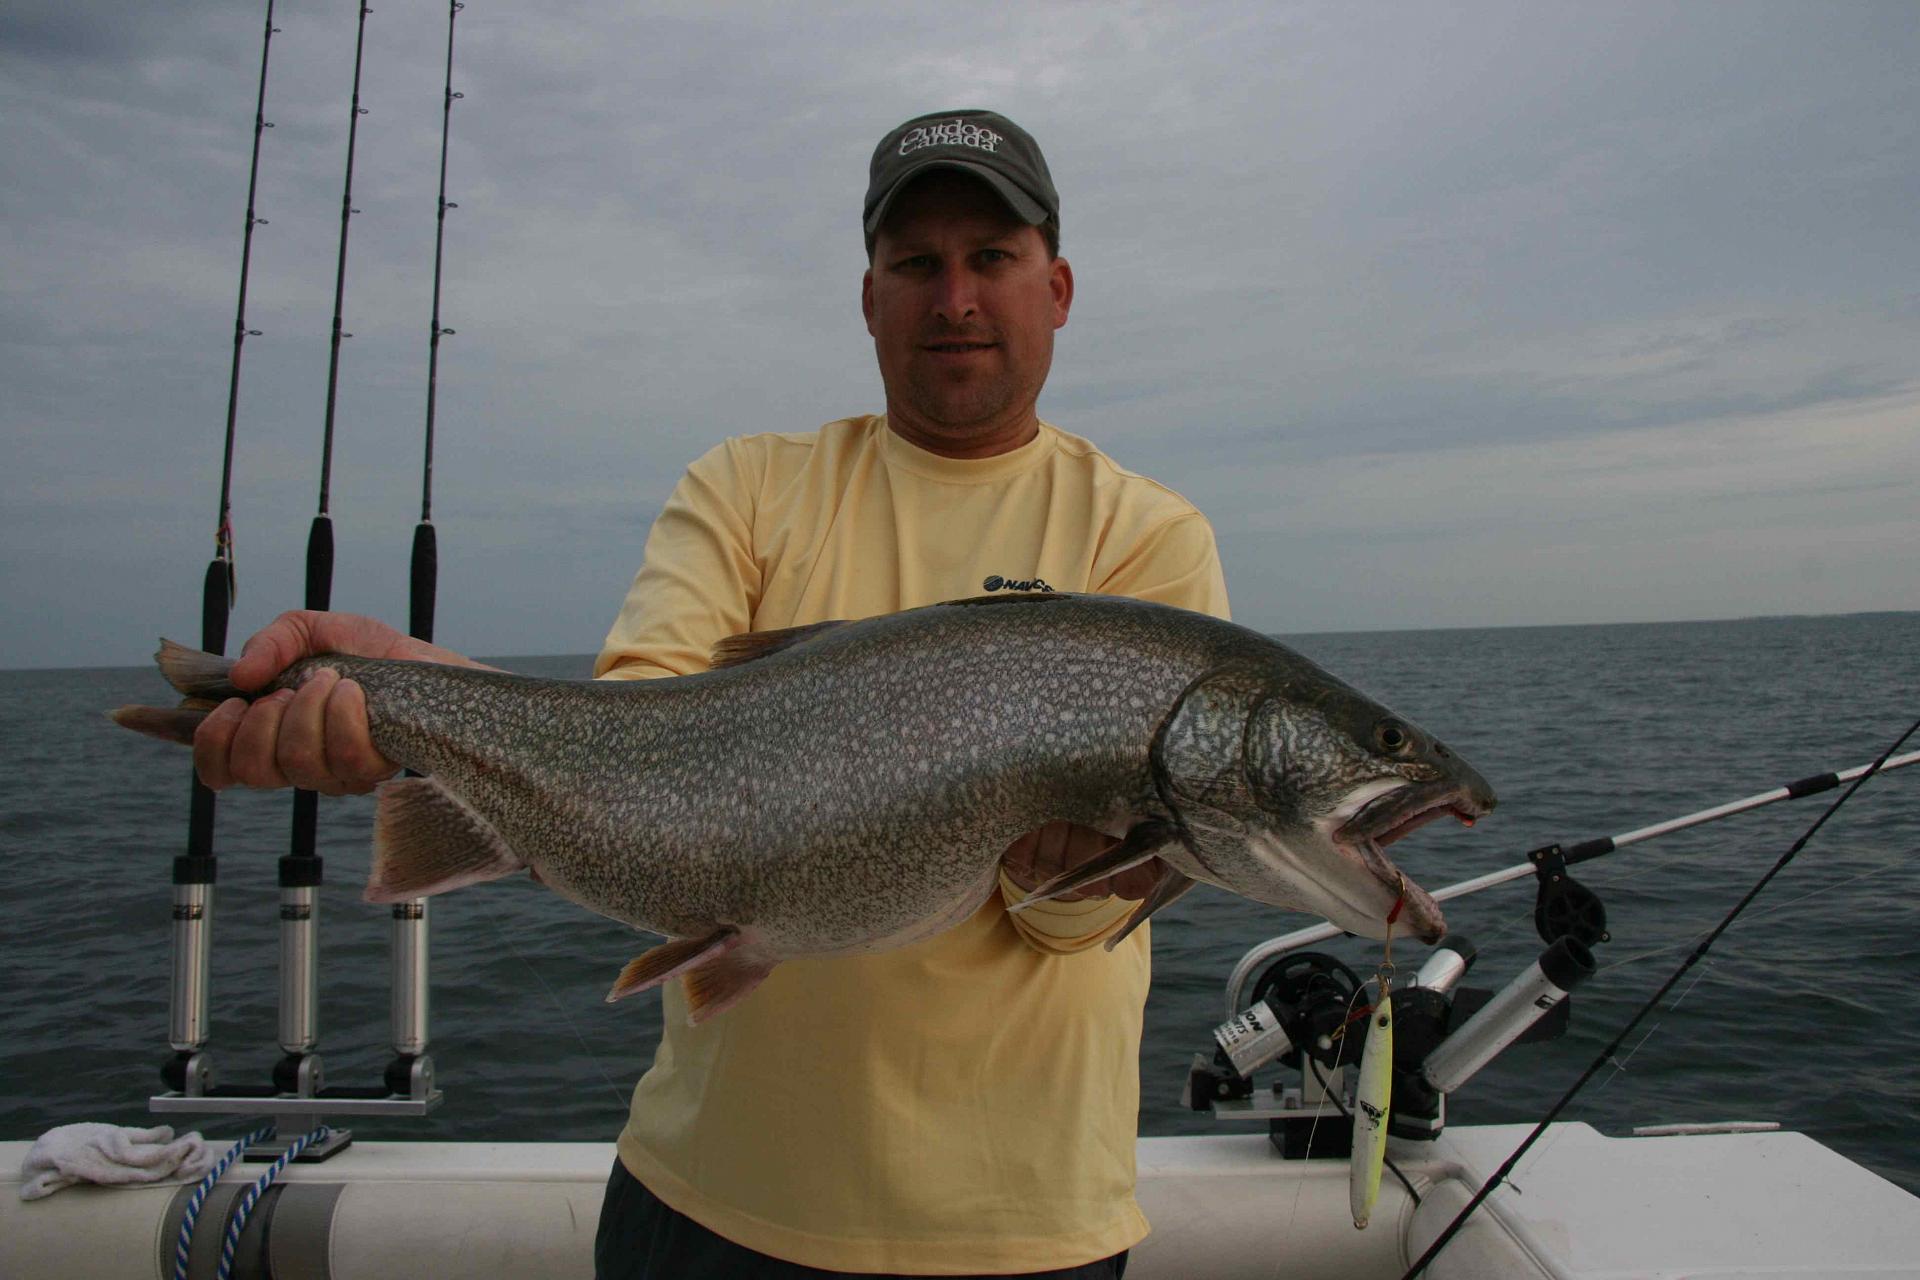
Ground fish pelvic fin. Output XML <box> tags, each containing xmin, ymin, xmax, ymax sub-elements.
<box><xmin>682</xmin><ymin>950</ymin><xmax>777</xmax><ymax>1025</ymax></box>
<box><xmin>605</xmin><ymin>928</ymin><xmax>775</xmax><ymax>1025</ymax></box>
<box><xmin>606</xmin><ymin>928</ymin><xmax>741</xmax><ymax>1002</ymax></box>
<box><xmin>108</xmin><ymin>703</ymin><xmax>213</xmax><ymax>745</ymax></box>
<box><xmin>709</xmin><ymin>619</ymin><xmax>850</xmax><ymax>669</ymax></box>
<box><xmin>1007</xmin><ymin>818</ymin><xmax>1180</xmax><ymax>913</ymax></box>
<box><xmin>154</xmin><ymin>639</ymin><xmax>243</xmax><ymax>701</ymax></box>
<box><xmin>1105</xmin><ymin>866</ymin><xmax>1199</xmax><ymax>952</ymax></box>
<box><xmin>366</xmin><ymin>776</ymin><xmax>525</xmax><ymax>902</ymax></box>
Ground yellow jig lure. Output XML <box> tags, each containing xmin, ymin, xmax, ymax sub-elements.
<box><xmin>1350</xmin><ymin>883</ymin><xmax>1402</xmax><ymax>1229</ymax></box>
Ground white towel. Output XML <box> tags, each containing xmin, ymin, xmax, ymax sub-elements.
<box><xmin>18</xmin><ymin>1123</ymin><xmax>215</xmax><ymax>1201</ymax></box>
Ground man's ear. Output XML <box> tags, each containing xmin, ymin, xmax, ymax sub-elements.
<box><xmin>862</xmin><ymin>267</ymin><xmax>876</xmax><ymax>336</ymax></box>
<box><xmin>1050</xmin><ymin>256</ymin><xmax>1074</xmax><ymax>329</ymax></box>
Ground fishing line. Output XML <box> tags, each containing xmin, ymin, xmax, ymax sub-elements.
<box><xmin>1595</xmin><ymin>860</ymin><xmax>1904</xmax><ymax>979</ymax></box>
<box><xmin>1400</xmin><ymin>716</ymin><xmax>1920</xmax><ymax>1280</ymax></box>
<box><xmin>1279</xmin><ymin>977</ymin><xmax>1369</xmax><ymax>1257</ymax></box>
<box><xmin>482</xmin><ymin>894</ymin><xmax>631</xmax><ymax>1109</ymax></box>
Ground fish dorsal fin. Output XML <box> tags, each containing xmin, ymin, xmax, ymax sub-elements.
<box><xmin>710</xmin><ymin>619</ymin><xmax>851</xmax><ymax>669</ymax></box>
<box><xmin>938</xmin><ymin>591</ymin><xmax>1069</xmax><ymax>608</ymax></box>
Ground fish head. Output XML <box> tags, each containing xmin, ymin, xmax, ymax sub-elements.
<box><xmin>1151</xmin><ymin>658</ymin><xmax>1495</xmax><ymax>943</ymax></box>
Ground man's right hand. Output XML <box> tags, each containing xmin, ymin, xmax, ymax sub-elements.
<box><xmin>192</xmin><ymin>610</ymin><xmax>487</xmax><ymax>796</ymax></box>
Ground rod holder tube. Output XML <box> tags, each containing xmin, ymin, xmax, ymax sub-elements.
<box><xmin>1423</xmin><ymin>938</ymin><xmax>1594</xmax><ymax>1095</ymax></box>
<box><xmin>169</xmin><ymin>858</ymin><xmax>216</xmax><ymax>1052</ymax></box>
<box><xmin>390</xmin><ymin>900</ymin><xmax>430</xmax><ymax>1057</ymax></box>
<box><xmin>1412</xmin><ymin>933</ymin><xmax>1477</xmax><ymax>994</ymax></box>
<box><xmin>278</xmin><ymin>856</ymin><xmax>322</xmax><ymax>1055</ymax></box>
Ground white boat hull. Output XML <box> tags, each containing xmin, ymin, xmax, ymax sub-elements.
<box><xmin>7</xmin><ymin>1123</ymin><xmax>1919</xmax><ymax>1278</ymax></box>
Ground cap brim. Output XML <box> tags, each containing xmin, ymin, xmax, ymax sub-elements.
<box><xmin>863</xmin><ymin>159</ymin><xmax>1049</xmax><ymax>237</ymax></box>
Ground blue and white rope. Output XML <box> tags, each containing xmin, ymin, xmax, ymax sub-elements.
<box><xmin>172</xmin><ymin>1123</ymin><xmax>272</xmax><ymax>1280</ymax></box>
<box><xmin>216</xmin><ymin>1124</ymin><xmax>331</xmax><ymax>1280</ymax></box>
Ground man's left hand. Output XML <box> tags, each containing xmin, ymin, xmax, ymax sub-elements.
<box><xmin>1002</xmin><ymin>820</ymin><xmax>1164</xmax><ymax>902</ymax></box>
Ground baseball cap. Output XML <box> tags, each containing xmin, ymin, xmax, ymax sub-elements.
<box><xmin>863</xmin><ymin>110</ymin><xmax>1060</xmax><ymax>241</ymax></box>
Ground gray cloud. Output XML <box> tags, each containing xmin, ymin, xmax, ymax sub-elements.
<box><xmin>3</xmin><ymin>1</ymin><xmax>1916</xmax><ymax>667</ymax></box>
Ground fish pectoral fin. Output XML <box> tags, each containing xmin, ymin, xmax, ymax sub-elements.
<box><xmin>1007</xmin><ymin>818</ymin><xmax>1178</xmax><ymax>912</ymax></box>
<box><xmin>365</xmin><ymin>777</ymin><xmax>526</xmax><ymax>903</ymax></box>
<box><xmin>710</xmin><ymin>620</ymin><xmax>851</xmax><ymax>669</ymax></box>
<box><xmin>1104</xmin><ymin>867</ymin><xmax>1199</xmax><ymax>952</ymax></box>
<box><xmin>606</xmin><ymin>927</ymin><xmax>741</xmax><ymax>1002</ymax></box>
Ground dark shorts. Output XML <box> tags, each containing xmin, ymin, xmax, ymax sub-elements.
<box><xmin>594</xmin><ymin>1158</ymin><xmax>1129</xmax><ymax>1280</ymax></box>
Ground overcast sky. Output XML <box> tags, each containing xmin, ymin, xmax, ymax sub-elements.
<box><xmin>5</xmin><ymin>2</ymin><xmax>1915</xmax><ymax>669</ymax></box>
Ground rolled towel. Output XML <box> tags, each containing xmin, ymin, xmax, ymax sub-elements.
<box><xmin>18</xmin><ymin>1123</ymin><xmax>215</xmax><ymax>1201</ymax></box>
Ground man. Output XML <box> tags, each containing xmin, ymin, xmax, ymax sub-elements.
<box><xmin>194</xmin><ymin>110</ymin><xmax>1229</xmax><ymax>1278</ymax></box>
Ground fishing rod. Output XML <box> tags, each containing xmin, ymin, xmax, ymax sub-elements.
<box><xmin>1400</xmin><ymin>717</ymin><xmax>1920</xmax><ymax>1279</ymax></box>
<box><xmin>386</xmin><ymin>0</ymin><xmax>465</xmax><ymax>1106</ymax></box>
<box><xmin>279</xmin><ymin>0</ymin><xmax>375</xmax><ymax>1100</ymax></box>
<box><xmin>165</xmin><ymin>0</ymin><xmax>282</xmax><ymax>1102</ymax></box>
<box><xmin>1225</xmin><ymin>746</ymin><xmax>1920</xmax><ymax>1016</ymax></box>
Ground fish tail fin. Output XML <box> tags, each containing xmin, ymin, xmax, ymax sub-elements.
<box><xmin>108</xmin><ymin>704</ymin><xmax>212</xmax><ymax>745</ymax></box>
<box><xmin>153</xmin><ymin>638</ymin><xmax>244</xmax><ymax>701</ymax></box>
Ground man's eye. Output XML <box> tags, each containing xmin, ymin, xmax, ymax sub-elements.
<box><xmin>978</xmin><ymin>248</ymin><xmax>1012</xmax><ymax>264</ymax></box>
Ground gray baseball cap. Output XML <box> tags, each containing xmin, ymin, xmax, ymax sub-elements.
<box><xmin>863</xmin><ymin>109</ymin><xmax>1060</xmax><ymax>241</ymax></box>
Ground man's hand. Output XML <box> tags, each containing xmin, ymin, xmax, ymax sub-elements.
<box><xmin>1002</xmin><ymin>820</ymin><xmax>1165</xmax><ymax>902</ymax></box>
<box><xmin>192</xmin><ymin>610</ymin><xmax>488</xmax><ymax>796</ymax></box>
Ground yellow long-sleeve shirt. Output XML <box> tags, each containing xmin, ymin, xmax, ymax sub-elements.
<box><xmin>594</xmin><ymin>415</ymin><xmax>1229</xmax><ymax>1274</ymax></box>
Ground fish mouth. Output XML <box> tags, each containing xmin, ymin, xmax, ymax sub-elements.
<box><xmin>1329</xmin><ymin>781</ymin><xmax>1495</xmax><ymax>943</ymax></box>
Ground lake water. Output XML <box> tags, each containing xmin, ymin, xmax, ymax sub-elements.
<box><xmin>3</xmin><ymin>612</ymin><xmax>1916</xmax><ymax>1194</ymax></box>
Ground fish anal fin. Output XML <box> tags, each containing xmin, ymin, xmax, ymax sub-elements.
<box><xmin>710</xmin><ymin>620</ymin><xmax>850</xmax><ymax>669</ymax></box>
<box><xmin>681</xmin><ymin>951</ymin><xmax>777</xmax><ymax>1025</ymax></box>
<box><xmin>1007</xmin><ymin>818</ymin><xmax>1178</xmax><ymax>913</ymax></box>
<box><xmin>606</xmin><ymin>927</ymin><xmax>741</xmax><ymax>1002</ymax></box>
<box><xmin>366</xmin><ymin>777</ymin><xmax>525</xmax><ymax>902</ymax></box>
<box><xmin>1105</xmin><ymin>867</ymin><xmax>1199</xmax><ymax>951</ymax></box>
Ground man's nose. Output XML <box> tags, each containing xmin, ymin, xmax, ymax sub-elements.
<box><xmin>930</xmin><ymin>265</ymin><xmax>979</xmax><ymax>322</ymax></box>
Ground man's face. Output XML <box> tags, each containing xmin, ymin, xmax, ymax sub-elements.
<box><xmin>862</xmin><ymin>172</ymin><xmax>1073</xmax><ymax>458</ymax></box>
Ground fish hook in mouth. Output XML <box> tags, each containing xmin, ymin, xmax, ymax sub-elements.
<box><xmin>1331</xmin><ymin>783</ymin><xmax>1493</xmax><ymax>942</ymax></box>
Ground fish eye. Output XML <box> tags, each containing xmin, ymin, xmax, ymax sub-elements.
<box><xmin>1375</xmin><ymin>721</ymin><xmax>1411</xmax><ymax>753</ymax></box>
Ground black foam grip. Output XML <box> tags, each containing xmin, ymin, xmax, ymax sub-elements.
<box><xmin>409</xmin><ymin>522</ymin><xmax>438</xmax><ymax>642</ymax></box>
<box><xmin>304</xmin><ymin>515</ymin><xmax>334</xmax><ymax>611</ymax></box>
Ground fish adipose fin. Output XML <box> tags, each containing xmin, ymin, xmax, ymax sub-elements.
<box><xmin>607</xmin><ymin>928</ymin><xmax>774</xmax><ymax>1025</ymax></box>
<box><xmin>1008</xmin><ymin>818</ymin><xmax>1179</xmax><ymax>913</ymax></box>
<box><xmin>366</xmin><ymin>777</ymin><xmax>525</xmax><ymax>902</ymax></box>
<box><xmin>710</xmin><ymin>620</ymin><xmax>850</xmax><ymax>669</ymax></box>
<box><xmin>1105</xmin><ymin>866</ymin><xmax>1199</xmax><ymax>951</ymax></box>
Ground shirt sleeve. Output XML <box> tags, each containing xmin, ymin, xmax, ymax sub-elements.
<box><xmin>1000</xmin><ymin>506</ymin><xmax>1232</xmax><ymax>953</ymax></box>
<box><xmin>595</xmin><ymin>438</ymin><xmax>764</xmax><ymax>681</ymax></box>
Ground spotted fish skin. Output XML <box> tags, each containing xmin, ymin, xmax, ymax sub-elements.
<box><xmin>118</xmin><ymin>593</ymin><xmax>1496</xmax><ymax>1019</ymax></box>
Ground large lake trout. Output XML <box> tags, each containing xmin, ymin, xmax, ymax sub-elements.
<box><xmin>114</xmin><ymin>593</ymin><xmax>1495</xmax><ymax>1023</ymax></box>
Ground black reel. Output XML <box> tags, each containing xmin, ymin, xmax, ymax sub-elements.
<box><xmin>1530</xmin><ymin>844</ymin><xmax>1611</xmax><ymax>947</ymax></box>
<box><xmin>1248</xmin><ymin>951</ymin><xmax>1367</xmax><ymax>1071</ymax></box>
